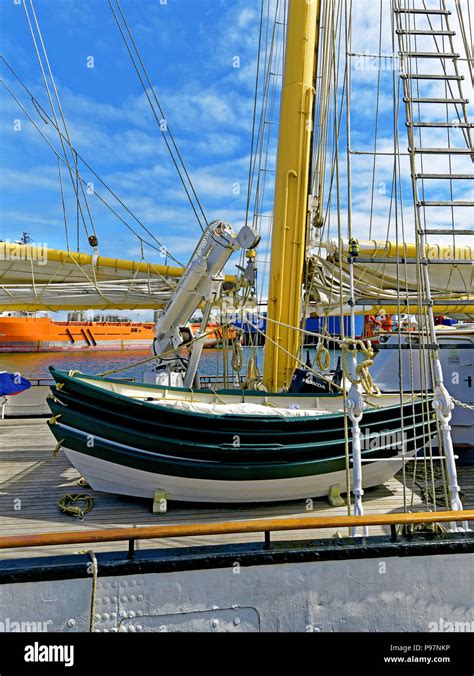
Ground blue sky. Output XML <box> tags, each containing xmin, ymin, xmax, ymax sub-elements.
<box><xmin>1</xmin><ymin>0</ymin><xmax>472</xmax><ymax>320</ymax></box>
<box><xmin>1</xmin><ymin>0</ymin><xmax>263</xmax><ymax>269</ymax></box>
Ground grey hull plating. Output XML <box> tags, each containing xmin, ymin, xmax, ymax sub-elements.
<box><xmin>0</xmin><ymin>534</ymin><xmax>473</xmax><ymax>632</ymax></box>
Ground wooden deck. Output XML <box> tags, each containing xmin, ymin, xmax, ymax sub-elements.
<box><xmin>1</xmin><ymin>418</ymin><xmax>473</xmax><ymax>559</ymax></box>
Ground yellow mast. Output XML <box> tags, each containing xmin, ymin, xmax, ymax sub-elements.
<box><xmin>263</xmin><ymin>0</ymin><xmax>321</xmax><ymax>391</ymax></box>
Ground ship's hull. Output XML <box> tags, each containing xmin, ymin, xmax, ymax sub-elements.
<box><xmin>0</xmin><ymin>317</ymin><xmax>236</xmax><ymax>351</ymax></box>
<box><xmin>0</xmin><ymin>341</ymin><xmax>152</xmax><ymax>352</ymax></box>
<box><xmin>47</xmin><ymin>368</ymin><xmax>437</xmax><ymax>503</ymax></box>
<box><xmin>189</xmin><ymin>322</ymin><xmax>238</xmax><ymax>347</ymax></box>
<box><xmin>1</xmin><ymin>532</ymin><xmax>473</xmax><ymax>634</ymax></box>
<box><xmin>0</xmin><ymin>317</ymin><xmax>155</xmax><ymax>352</ymax></box>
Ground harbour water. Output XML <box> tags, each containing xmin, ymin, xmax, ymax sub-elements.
<box><xmin>0</xmin><ymin>346</ymin><xmax>342</xmax><ymax>382</ymax></box>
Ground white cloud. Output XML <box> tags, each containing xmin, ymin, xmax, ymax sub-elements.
<box><xmin>2</xmin><ymin>0</ymin><xmax>472</xmax><ymax>297</ymax></box>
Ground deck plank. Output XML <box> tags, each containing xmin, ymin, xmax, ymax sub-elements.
<box><xmin>0</xmin><ymin>418</ymin><xmax>472</xmax><ymax>559</ymax></box>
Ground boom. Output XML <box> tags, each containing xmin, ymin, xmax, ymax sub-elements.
<box><xmin>147</xmin><ymin>220</ymin><xmax>259</xmax><ymax>385</ymax></box>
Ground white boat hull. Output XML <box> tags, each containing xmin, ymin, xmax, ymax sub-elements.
<box><xmin>63</xmin><ymin>447</ymin><xmax>414</xmax><ymax>503</ymax></box>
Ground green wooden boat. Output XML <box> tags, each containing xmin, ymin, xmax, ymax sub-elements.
<box><xmin>47</xmin><ymin>395</ymin><xmax>433</xmax><ymax>463</ymax></box>
<box><xmin>48</xmin><ymin>368</ymin><xmax>437</xmax><ymax>502</ymax></box>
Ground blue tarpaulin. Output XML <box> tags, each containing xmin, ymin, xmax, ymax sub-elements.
<box><xmin>233</xmin><ymin>314</ymin><xmax>366</xmax><ymax>339</ymax></box>
<box><xmin>0</xmin><ymin>372</ymin><xmax>31</xmax><ymax>396</ymax></box>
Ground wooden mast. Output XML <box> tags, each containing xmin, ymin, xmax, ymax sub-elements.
<box><xmin>263</xmin><ymin>0</ymin><xmax>321</xmax><ymax>391</ymax></box>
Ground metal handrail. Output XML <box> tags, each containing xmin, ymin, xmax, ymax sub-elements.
<box><xmin>0</xmin><ymin>510</ymin><xmax>472</xmax><ymax>551</ymax></box>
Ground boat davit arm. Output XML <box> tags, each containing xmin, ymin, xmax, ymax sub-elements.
<box><xmin>148</xmin><ymin>220</ymin><xmax>259</xmax><ymax>385</ymax></box>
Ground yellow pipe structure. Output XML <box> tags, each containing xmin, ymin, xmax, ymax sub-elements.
<box><xmin>0</xmin><ymin>243</ymin><xmax>236</xmax><ymax>283</ymax></box>
<box><xmin>0</xmin><ymin>242</ymin><xmax>183</xmax><ymax>279</ymax></box>
<box><xmin>354</xmin><ymin>303</ymin><xmax>474</xmax><ymax>315</ymax></box>
<box><xmin>312</xmin><ymin>301</ymin><xmax>473</xmax><ymax>317</ymax></box>
<box><xmin>264</xmin><ymin>0</ymin><xmax>321</xmax><ymax>391</ymax></box>
<box><xmin>328</xmin><ymin>239</ymin><xmax>473</xmax><ymax>261</ymax></box>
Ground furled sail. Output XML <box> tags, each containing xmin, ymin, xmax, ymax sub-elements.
<box><xmin>0</xmin><ymin>243</ymin><xmax>182</xmax><ymax>311</ymax></box>
<box><xmin>307</xmin><ymin>239</ymin><xmax>473</xmax><ymax>320</ymax></box>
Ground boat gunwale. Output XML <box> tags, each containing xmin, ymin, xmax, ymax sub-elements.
<box><xmin>49</xmin><ymin>388</ymin><xmax>430</xmax><ymax>435</ymax></box>
<box><xmin>51</xmin><ymin>366</ymin><xmax>341</xmax><ymax>398</ymax></box>
<box><xmin>49</xmin><ymin>367</ymin><xmax>426</xmax><ymax>423</ymax></box>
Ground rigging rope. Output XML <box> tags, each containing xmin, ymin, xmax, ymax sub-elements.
<box><xmin>22</xmin><ymin>0</ymin><xmax>97</xmax><ymax>250</ymax></box>
<box><xmin>245</xmin><ymin>0</ymin><xmax>266</xmax><ymax>230</ymax></box>
<box><xmin>109</xmin><ymin>0</ymin><xmax>207</xmax><ymax>233</ymax></box>
<box><xmin>0</xmin><ymin>78</ymin><xmax>184</xmax><ymax>269</ymax></box>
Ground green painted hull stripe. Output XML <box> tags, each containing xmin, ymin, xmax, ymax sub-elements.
<box><xmin>48</xmin><ymin>398</ymin><xmax>433</xmax><ymax>462</ymax></box>
<box><xmin>51</xmin><ymin>386</ymin><xmax>429</xmax><ymax>443</ymax></box>
<box><xmin>49</xmin><ymin>366</ymin><xmax>342</xmax><ymax>398</ymax></box>
<box><xmin>50</xmin><ymin>421</ymin><xmax>438</xmax><ymax>482</ymax></box>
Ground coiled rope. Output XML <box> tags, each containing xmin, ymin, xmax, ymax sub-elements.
<box><xmin>58</xmin><ymin>494</ymin><xmax>94</xmax><ymax>520</ymax></box>
<box><xmin>340</xmin><ymin>338</ymin><xmax>381</xmax><ymax>397</ymax></box>
<box><xmin>315</xmin><ymin>343</ymin><xmax>331</xmax><ymax>371</ymax></box>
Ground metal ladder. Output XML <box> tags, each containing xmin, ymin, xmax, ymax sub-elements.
<box><xmin>395</xmin><ymin>1</ymin><xmax>473</xmax><ymax>227</ymax></box>
<box><xmin>394</xmin><ymin>1</ymin><xmax>473</xmax><ymax>288</ymax></box>
<box><xmin>352</xmin><ymin>2</ymin><xmax>473</xmax><ymax>287</ymax></box>
<box><xmin>393</xmin><ymin>0</ymin><xmax>472</xmax><ymax>527</ymax></box>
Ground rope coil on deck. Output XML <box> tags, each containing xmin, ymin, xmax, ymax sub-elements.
<box><xmin>58</xmin><ymin>494</ymin><xmax>94</xmax><ymax>520</ymax></box>
<box><xmin>397</xmin><ymin>520</ymin><xmax>448</xmax><ymax>536</ymax></box>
